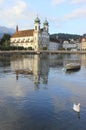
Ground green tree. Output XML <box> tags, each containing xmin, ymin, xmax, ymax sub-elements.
<box><xmin>1</xmin><ymin>33</ymin><xmax>11</xmax><ymax>46</ymax></box>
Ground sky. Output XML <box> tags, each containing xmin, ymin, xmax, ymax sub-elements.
<box><xmin>0</xmin><ymin>0</ymin><xmax>86</xmax><ymax>35</ymax></box>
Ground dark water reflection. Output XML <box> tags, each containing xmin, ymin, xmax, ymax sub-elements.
<box><xmin>0</xmin><ymin>54</ymin><xmax>86</xmax><ymax>130</ymax></box>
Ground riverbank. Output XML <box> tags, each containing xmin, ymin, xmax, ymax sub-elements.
<box><xmin>0</xmin><ymin>50</ymin><xmax>86</xmax><ymax>55</ymax></box>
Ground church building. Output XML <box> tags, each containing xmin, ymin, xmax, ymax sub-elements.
<box><xmin>10</xmin><ymin>16</ymin><xmax>50</xmax><ymax>51</ymax></box>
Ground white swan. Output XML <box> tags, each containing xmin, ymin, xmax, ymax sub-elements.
<box><xmin>73</xmin><ymin>103</ymin><xmax>80</xmax><ymax>112</ymax></box>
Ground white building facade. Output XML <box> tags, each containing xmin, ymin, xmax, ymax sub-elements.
<box><xmin>49</xmin><ymin>41</ymin><xmax>60</xmax><ymax>51</ymax></box>
<box><xmin>63</xmin><ymin>40</ymin><xmax>77</xmax><ymax>50</ymax></box>
<box><xmin>10</xmin><ymin>17</ymin><xmax>50</xmax><ymax>51</ymax></box>
<box><xmin>81</xmin><ymin>38</ymin><xmax>86</xmax><ymax>50</ymax></box>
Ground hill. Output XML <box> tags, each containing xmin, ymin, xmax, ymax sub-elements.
<box><xmin>0</xmin><ymin>26</ymin><xmax>15</xmax><ymax>38</ymax></box>
<box><xmin>50</xmin><ymin>33</ymin><xmax>82</xmax><ymax>43</ymax></box>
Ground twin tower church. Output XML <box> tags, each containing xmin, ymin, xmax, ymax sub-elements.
<box><xmin>10</xmin><ymin>16</ymin><xmax>50</xmax><ymax>51</ymax></box>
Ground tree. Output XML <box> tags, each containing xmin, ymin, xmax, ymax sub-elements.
<box><xmin>0</xmin><ymin>33</ymin><xmax>11</xmax><ymax>46</ymax></box>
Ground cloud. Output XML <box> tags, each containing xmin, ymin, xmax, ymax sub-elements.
<box><xmin>71</xmin><ymin>0</ymin><xmax>86</xmax><ymax>4</ymax></box>
<box><xmin>49</xmin><ymin>16</ymin><xmax>63</xmax><ymax>29</ymax></box>
<box><xmin>51</xmin><ymin>0</ymin><xmax>66</xmax><ymax>6</ymax></box>
<box><xmin>0</xmin><ymin>0</ymin><xmax>27</xmax><ymax>15</ymax></box>
<box><xmin>49</xmin><ymin>6</ymin><xmax>86</xmax><ymax>31</ymax></box>
<box><xmin>12</xmin><ymin>1</ymin><xmax>27</xmax><ymax>15</ymax></box>
<box><xmin>0</xmin><ymin>0</ymin><xmax>4</xmax><ymax>5</ymax></box>
<box><xmin>0</xmin><ymin>0</ymin><xmax>36</xmax><ymax>28</ymax></box>
<box><xmin>0</xmin><ymin>0</ymin><xmax>27</xmax><ymax>24</ymax></box>
<box><xmin>62</xmin><ymin>7</ymin><xmax>86</xmax><ymax>21</ymax></box>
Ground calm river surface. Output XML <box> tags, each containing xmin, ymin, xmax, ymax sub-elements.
<box><xmin>0</xmin><ymin>54</ymin><xmax>86</xmax><ymax>130</ymax></box>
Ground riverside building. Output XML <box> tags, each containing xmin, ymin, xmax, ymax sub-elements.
<box><xmin>81</xmin><ymin>38</ymin><xmax>86</xmax><ymax>50</ymax></box>
<box><xmin>10</xmin><ymin>16</ymin><xmax>50</xmax><ymax>51</ymax></box>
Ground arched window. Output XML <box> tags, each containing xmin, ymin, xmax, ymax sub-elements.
<box><xmin>35</xmin><ymin>26</ymin><xmax>37</xmax><ymax>30</ymax></box>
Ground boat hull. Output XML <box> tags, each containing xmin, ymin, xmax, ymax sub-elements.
<box><xmin>65</xmin><ymin>63</ymin><xmax>81</xmax><ymax>71</ymax></box>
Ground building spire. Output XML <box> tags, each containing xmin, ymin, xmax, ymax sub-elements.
<box><xmin>34</xmin><ymin>15</ymin><xmax>40</xmax><ymax>23</ymax></box>
<box><xmin>16</xmin><ymin>25</ymin><xmax>18</xmax><ymax>32</ymax></box>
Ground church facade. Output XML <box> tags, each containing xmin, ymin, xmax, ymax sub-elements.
<box><xmin>10</xmin><ymin>16</ymin><xmax>50</xmax><ymax>51</ymax></box>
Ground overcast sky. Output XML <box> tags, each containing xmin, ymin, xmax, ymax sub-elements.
<box><xmin>0</xmin><ymin>0</ymin><xmax>86</xmax><ymax>35</ymax></box>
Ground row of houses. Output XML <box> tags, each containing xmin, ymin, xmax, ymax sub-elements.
<box><xmin>10</xmin><ymin>16</ymin><xmax>86</xmax><ymax>51</ymax></box>
<box><xmin>63</xmin><ymin>39</ymin><xmax>81</xmax><ymax>50</ymax></box>
<box><xmin>63</xmin><ymin>38</ymin><xmax>86</xmax><ymax>51</ymax></box>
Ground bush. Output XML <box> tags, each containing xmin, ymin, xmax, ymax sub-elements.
<box><xmin>43</xmin><ymin>47</ymin><xmax>47</xmax><ymax>50</ymax></box>
<box><xmin>28</xmin><ymin>47</ymin><xmax>33</xmax><ymax>50</ymax></box>
<box><xmin>58</xmin><ymin>48</ymin><xmax>65</xmax><ymax>50</ymax></box>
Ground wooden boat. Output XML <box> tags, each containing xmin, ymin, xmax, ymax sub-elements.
<box><xmin>65</xmin><ymin>63</ymin><xmax>81</xmax><ymax>71</ymax></box>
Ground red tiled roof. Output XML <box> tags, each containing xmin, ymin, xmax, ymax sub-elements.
<box><xmin>12</xmin><ymin>29</ymin><xmax>34</xmax><ymax>38</ymax></box>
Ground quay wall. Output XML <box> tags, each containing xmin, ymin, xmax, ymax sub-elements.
<box><xmin>0</xmin><ymin>50</ymin><xmax>86</xmax><ymax>56</ymax></box>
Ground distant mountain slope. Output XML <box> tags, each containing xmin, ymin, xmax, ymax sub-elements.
<box><xmin>50</xmin><ymin>33</ymin><xmax>82</xmax><ymax>43</ymax></box>
<box><xmin>0</xmin><ymin>26</ymin><xmax>15</xmax><ymax>38</ymax></box>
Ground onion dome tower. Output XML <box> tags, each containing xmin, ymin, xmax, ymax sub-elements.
<box><xmin>34</xmin><ymin>16</ymin><xmax>40</xmax><ymax>31</ymax></box>
<box><xmin>43</xmin><ymin>19</ymin><xmax>49</xmax><ymax>32</ymax></box>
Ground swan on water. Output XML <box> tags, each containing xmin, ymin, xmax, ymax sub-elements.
<box><xmin>73</xmin><ymin>103</ymin><xmax>80</xmax><ymax>112</ymax></box>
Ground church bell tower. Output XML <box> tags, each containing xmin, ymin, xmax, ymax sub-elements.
<box><xmin>34</xmin><ymin>16</ymin><xmax>40</xmax><ymax>51</ymax></box>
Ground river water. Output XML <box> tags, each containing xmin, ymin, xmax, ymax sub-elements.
<box><xmin>0</xmin><ymin>54</ymin><xmax>86</xmax><ymax>130</ymax></box>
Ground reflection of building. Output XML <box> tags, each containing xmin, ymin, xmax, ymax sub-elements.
<box><xmin>0</xmin><ymin>57</ymin><xmax>10</xmax><ymax>67</ymax></box>
<box><xmin>49</xmin><ymin>54</ymin><xmax>63</xmax><ymax>67</ymax></box>
<box><xmin>33</xmin><ymin>55</ymin><xmax>49</xmax><ymax>85</ymax></box>
<box><xmin>11</xmin><ymin>56</ymin><xmax>34</xmax><ymax>80</ymax></box>
<box><xmin>63</xmin><ymin>54</ymin><xmax>81</xmax><ymax>66</ymax></box>
<box><xmin>40</xmin><ymin>55</ymin><xmax>49</xmax><ymax>84</ymax></box>
<box><xmin>33</xmin><ymin>55</ymin><xmax>40</xmax><ymax>84</ymax></box>
<box><xmin>81</xmin><ymin>54</ymin><xmax>86</xmax><ymax>66</ymax></box>
<box><xmin>10</xmin><ymin>55</ymin><xmax>49</xmax><ymax>86</ymax></box>
<box><xmin>10</xmin><ymin>16</ymin><xmax>50</xmax><ymax>51</ymax></box>
<box><xmin>11</xmin><ymin>56</ymin><xmax>33</xmax><ymax>71</ymax></box>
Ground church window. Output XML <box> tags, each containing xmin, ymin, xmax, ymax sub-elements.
<box><xmin>35</xmin><ymin>26</ymin><xmax>37</xmax><ymax>30</ymax></box>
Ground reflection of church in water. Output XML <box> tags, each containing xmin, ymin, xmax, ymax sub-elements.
<box><xmin>10</xmin><ymin>55</ymin><xmax>49</xmax><ymax>85</ymax></box>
